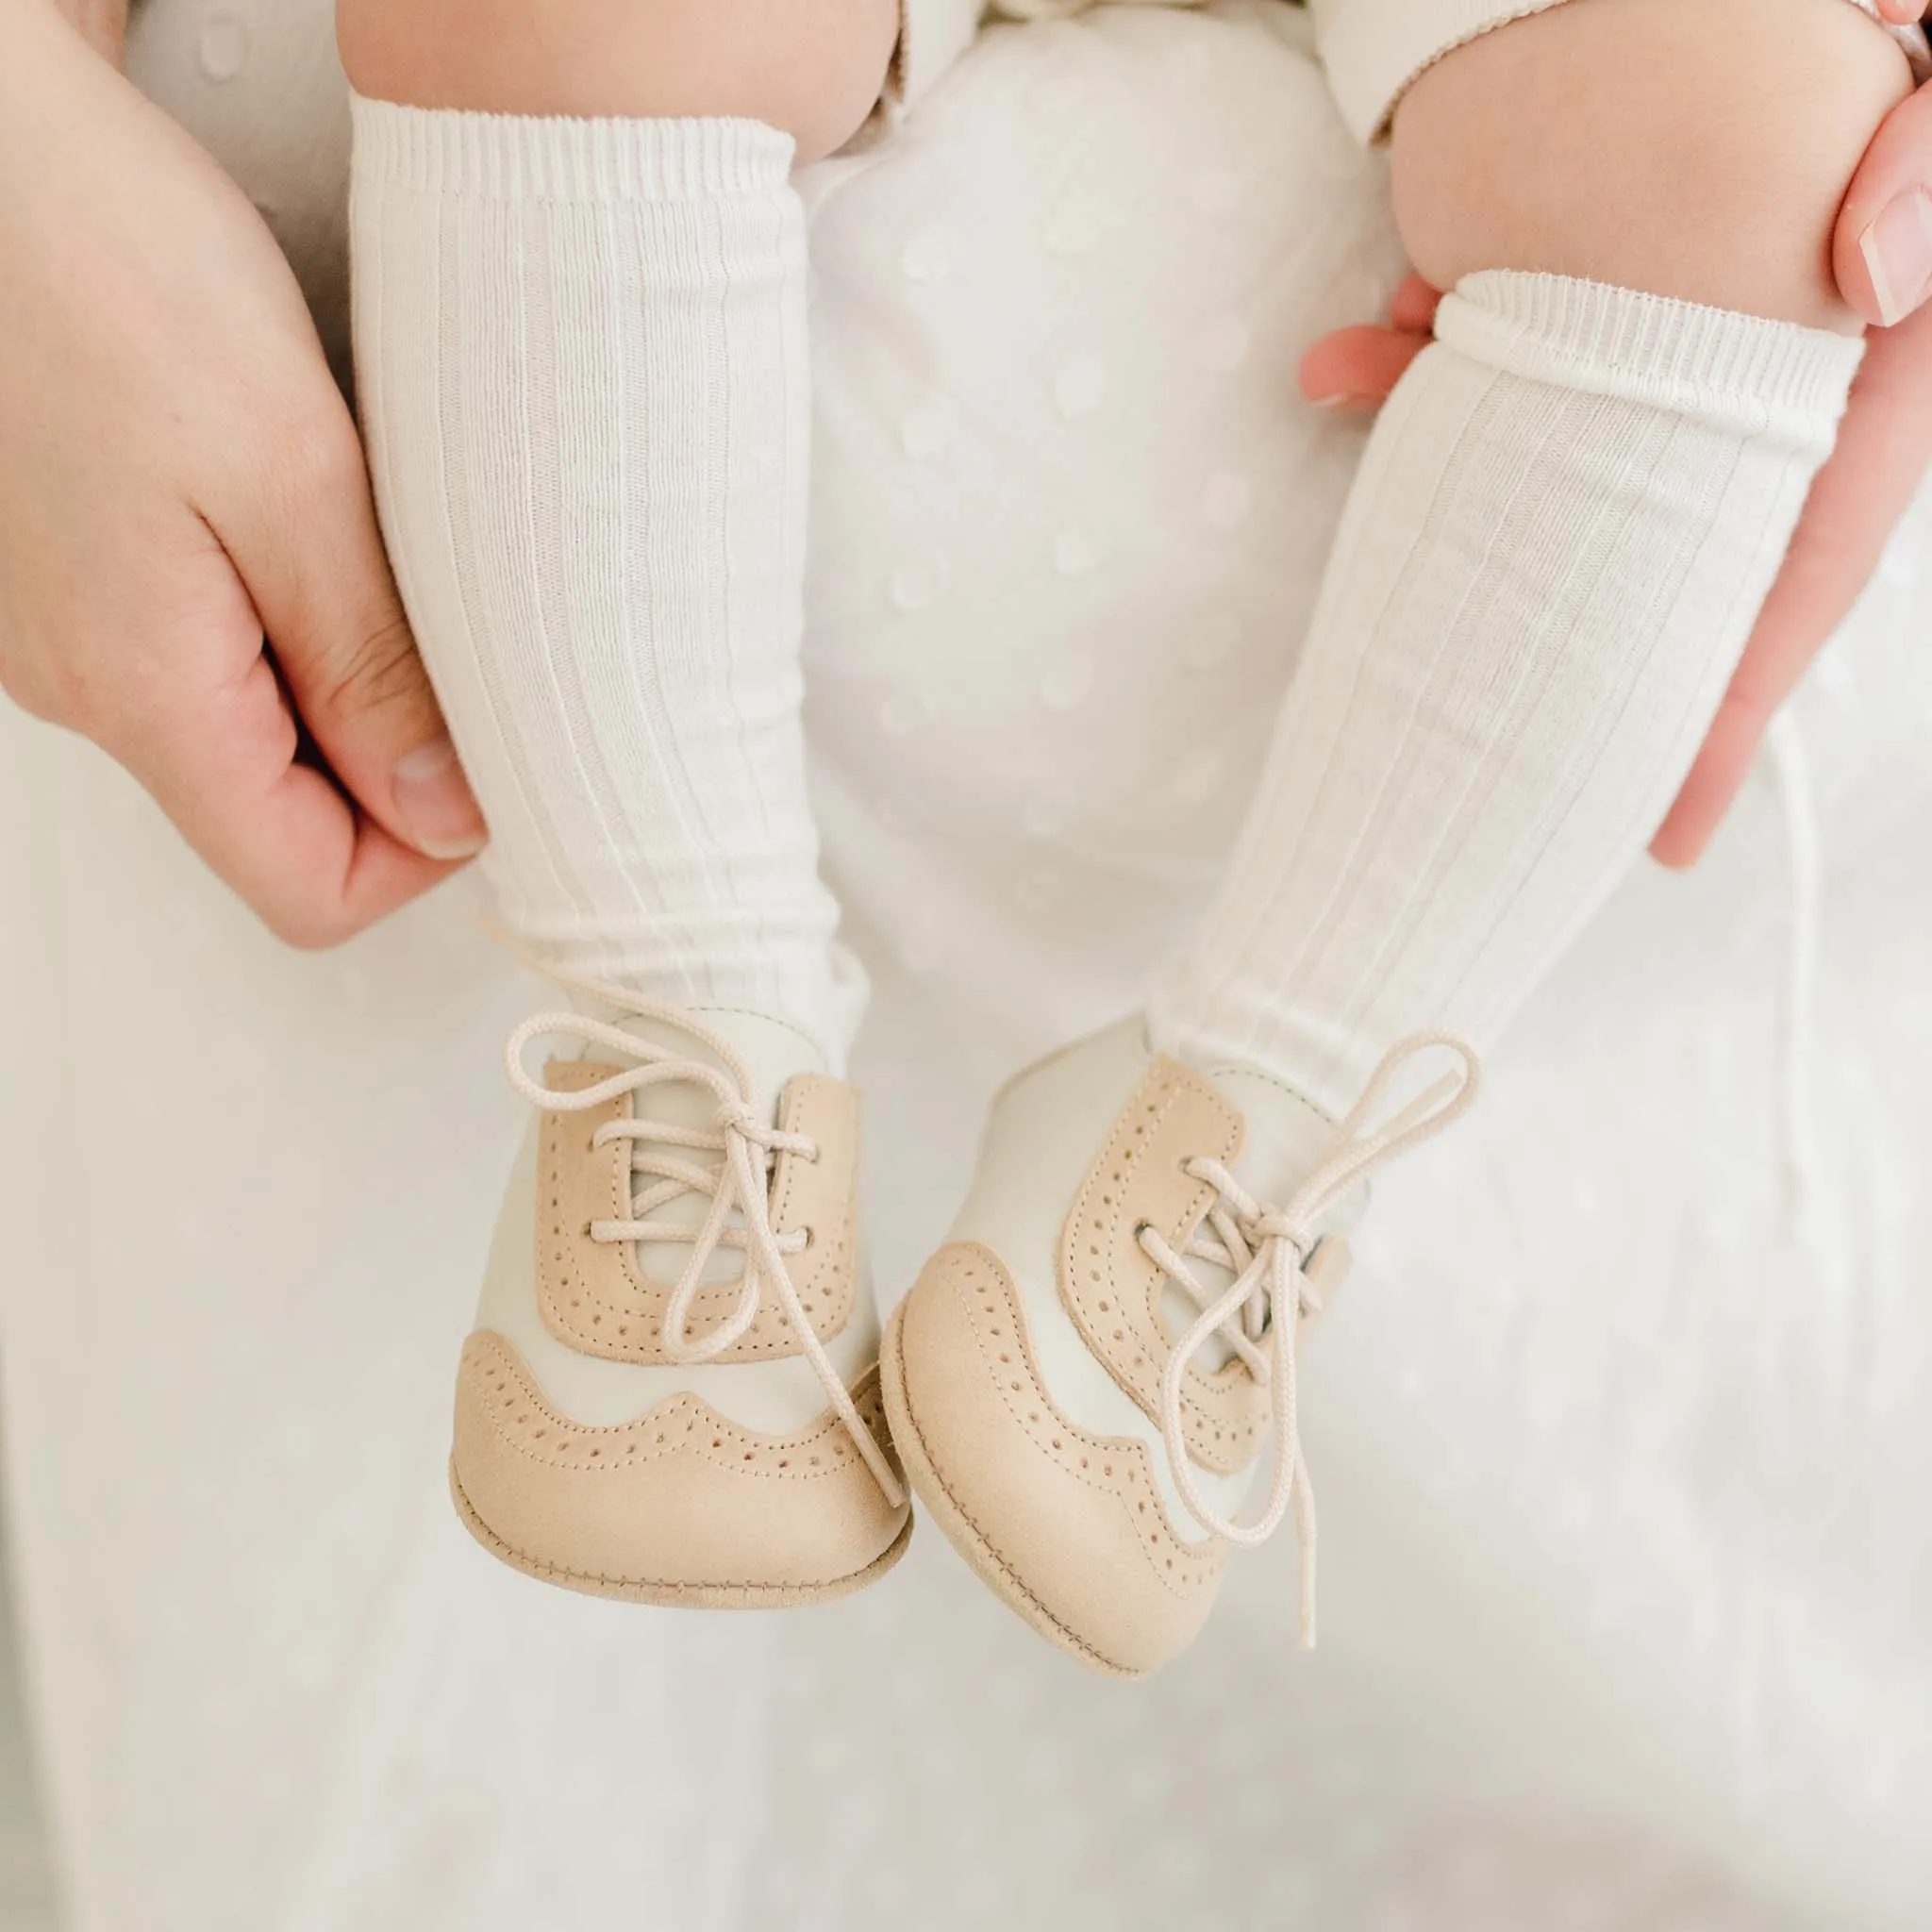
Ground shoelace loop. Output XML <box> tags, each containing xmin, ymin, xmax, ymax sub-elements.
<box><xmin>501</xmin><ymin>991</ymin><xmax>905</xmax><ymax>1508</ymax></box>
<box><xmin>1142</xmin><ymin>1032</ymin><xmax>1481</xmax><ymax>1648</ymax></box>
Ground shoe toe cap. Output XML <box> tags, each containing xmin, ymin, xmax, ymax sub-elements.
<box><xmin>889</xmin><ymin>1242</ymin><xmax>1224</xmax><ymax>1676</ymax></box>
<box><xmin>453</xmin><ymin>1331</ymin><xmax>908</xmax><ymax>1606</ymax></box>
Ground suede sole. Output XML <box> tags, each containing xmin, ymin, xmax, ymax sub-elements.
<box><xmin>878</xmin><ymin>1296</ymin><xmax>1141</xmax><ymax>1679</ymax></box>
<box><xmin>449</xmin><ymin>1457</ymin><xmax>912</xmax><ymax>1609</ymax></box>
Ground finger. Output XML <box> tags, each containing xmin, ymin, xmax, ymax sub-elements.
<box><xmin>1650</xmin><ymin>300</ymin><xmax>1932</xmax><ymax>866</ymax></box>
<box><xmin>205</xmin><ymin>389</ymin><xmax>487</xmax><ymax>863</ymax></box>
<box><xmin>108</xmin><ymin>604</ymin><xmax>463</xmax><ymax>947</ymax></box>
<box><xmin>1646</xmin><ymin>690</ymin><xmax>1775</xmax><ymax>873</ymax></box>
<box><xmin>1388</xmin><ymin>274</ymin><xmax>1442</xmax><ymax>334</ymax></box>
<box><xmin>1300</xmin><ymin>325</ymin><xmax>1430</xmax><ymax>409</ymax></box>
<box><xmin>1873</xmin><ymin>1</ymin><xmax>1925</xmax><ymax>25</ymax></box>
<box><xmin>1835</xmin><ymin>77</ymin><xmax>1932</xmax><ymax>325</ymax></box>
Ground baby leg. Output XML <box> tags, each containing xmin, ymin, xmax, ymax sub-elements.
<box><xmin>341</xmin><ymin>0</ymin><xmax>896</xmax><ymax>1064</ymax></box>
<box><xmin>1152</xmin><ymin>0</ymin><xmax>1911</xmax><ymax>1114</ymax></box>
<box><xmin>875</xmin><ymin>0</ymin><xmax>1914</xmax><ymax>1679</ymax></box>
<box><xmin>879</xmin><ymin>0</ymin><xmax>1916</xmax><ymax>1676</ymax></box>
<box><xmin>354</xmin><ymin>1</ymin><xmax>920</xmax><ymax>1604</ymax></box>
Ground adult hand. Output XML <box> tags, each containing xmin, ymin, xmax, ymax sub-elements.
<box><xmin>0</xmin><ymin>0</ymin><xmax>485</xmax><ymax>948</ymax></box>
<box><xmin>1302</xmin><ymin>39</ymin><xmax>1932</xmax><ymax>870</ymax></box>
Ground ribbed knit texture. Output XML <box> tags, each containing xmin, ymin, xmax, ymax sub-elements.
<box><xmin>1151</xmin><ymin>271</ymin><xmax>1863</xmax><ymax>1117</ymax></box>
<box><xmin>348</xmin><ymin>96</ymin><xmax>857</xmax><ymax>1060</ymax></box>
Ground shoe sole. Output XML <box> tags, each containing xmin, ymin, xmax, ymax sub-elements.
<box><xmin>878</xmin><ymin>1296</ymin><xmax>1141</xmax><ymax>1679</ymax></box>
<box><xmin>448</xmin><ymin>1457</ymin><xmax>912</xmax><ymax>1610</ymax></box>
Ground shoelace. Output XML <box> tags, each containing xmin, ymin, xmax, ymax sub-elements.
<box><xmin>1140</xmin><ymin>1032</ymin><xmax>1481</xmax><ymax>1648</ymax></box>
<box><xmin>501</xmin><ymin>971</ymin><xmax>906</xmax><ymax>1508</ymax></box>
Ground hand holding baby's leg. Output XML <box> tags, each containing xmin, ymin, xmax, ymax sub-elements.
<box><xmin>1152</xmin><ymin>0</ymin><xmax>1911</xmax><ymax>1112</ymax></box>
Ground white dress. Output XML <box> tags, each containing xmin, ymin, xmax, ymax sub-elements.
<box><xmin>0</xmin><ymin>3</ymin><xmax>1928</xmax><ymax>1925</ymax></box>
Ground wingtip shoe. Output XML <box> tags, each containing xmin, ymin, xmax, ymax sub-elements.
<box><xmin>453</xmin><ymin>986</ymin><xmax>910</xmax><ymax>1607</ymax></box>
<box><xmin>881</xmin><ymin>1018</ymin><xmax>1474</xmax><ymax>1674</ymax></box>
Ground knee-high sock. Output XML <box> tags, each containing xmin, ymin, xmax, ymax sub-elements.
<box><xmin>349</xmin><ymin>100</ymin><xmax>857</xmax><ymax>1058</ymax></box>
<box><xmin>1152</xmin><ymin>271</ymin><xmax>1862</xmax><ymax>1115</ymax></box>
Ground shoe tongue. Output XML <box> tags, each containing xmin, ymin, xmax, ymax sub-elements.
<box><xmin>1205</xmin><ymin>1066</ymin><xmax>1339</xmax><ymax>1209</ymax></box>
<box><xmin>575</xmin><ymin>1002</ymin><xmax>826</xmax><ymax>1127</ymax></box>
<box><xmin>569</xmin><ymin>1000</ymin><xmax>827</xmax><ymax>1289</ymax></box>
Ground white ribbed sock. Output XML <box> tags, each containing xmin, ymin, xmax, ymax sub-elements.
<box><xmin>1153</xmin><ymin>271</ymin><xmax>1863</xmax><ymax>1115</ymax></box>
<box><xmin>349</xmin><ymin>99</ymin><xmax>857</xmax><ymax>1061</ymax></box>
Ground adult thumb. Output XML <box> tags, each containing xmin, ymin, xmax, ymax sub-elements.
<box><xmin>216</xmin><ymin>401</ymin><xmax>487</xmax><ymax>862</ymax></box>
<box><xmin>1837</xmin><ymin>75</ymin><xmax>1932</xmax><ymax>327</ymax></box>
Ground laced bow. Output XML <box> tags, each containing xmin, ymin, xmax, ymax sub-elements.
<box><xmin>501</xmin><ymin>974</ymin><xmax>905</xmax><ymax>1508</ymax></box>
<box><xmin>1140</xmin><ymin>1033</ymin><xmax>1481</xmax><ymax>1647</ymax></box>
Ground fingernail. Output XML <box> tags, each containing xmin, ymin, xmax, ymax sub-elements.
<box><xmin>1859</xmin><ymin>185</ymin><xmax>1932</xmax><ymax>327</ymax></box>
<box><xmin>1309</xmin><ymin>391</ymin><xmax>1374</xmax><ymax>411</ymax></box>
<box><xmin>391</xmin><ymin>736</ymin><xmax>487</xmax><ymax>860</ymax></box>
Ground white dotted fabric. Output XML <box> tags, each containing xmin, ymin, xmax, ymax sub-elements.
<box><xmin>0</xmin><ymin>4</ymin><xmax>1928</xmax><ymax>1928</ymax></box>
<box><xmin>803</xmin><ymin>4</ymin><xmax>1394</xmax><ymax>1058</ymax></box>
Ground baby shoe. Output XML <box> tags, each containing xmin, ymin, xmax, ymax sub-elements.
<box><xmin>880</xmin><ymin>1017</ymin><xmax>1473</xmax><ymax>1674</ymax></box>
<box><xmin>451</xmin><ymin>976</ymin><xmax>910</xmax><ymax>1606</ymax></box>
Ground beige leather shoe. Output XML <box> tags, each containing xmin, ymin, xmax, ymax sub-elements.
<box><xmin>452</xmin><ymin>983</ymin><xmax>909</xmax><ymax>1607</ymax></box>
<box><xmin>880</xmin><ymin>1018</ymin><xmax>1474</xmax><ymax>1676</ymax></box>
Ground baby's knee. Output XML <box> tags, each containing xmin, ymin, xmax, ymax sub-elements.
<box><xmin>339</xmin><ymin>0</ymin><xmax>899</xmax><ymax>162</ymax></box>
<box><xmin>1390</xmin><ymin>0</ymin><xmax>1914</xmax><ymax>331</ymax></box>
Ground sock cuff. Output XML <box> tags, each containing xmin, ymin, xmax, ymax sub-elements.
<box><xmin>1438</xmin><ymin>270</ymin><xmax>1865</xmax><ymax>452</ymax></box>
<box><xmin>348</xmin><ymin>92</ymin><xmax>795</xmax><ymax>203</ymax></box>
